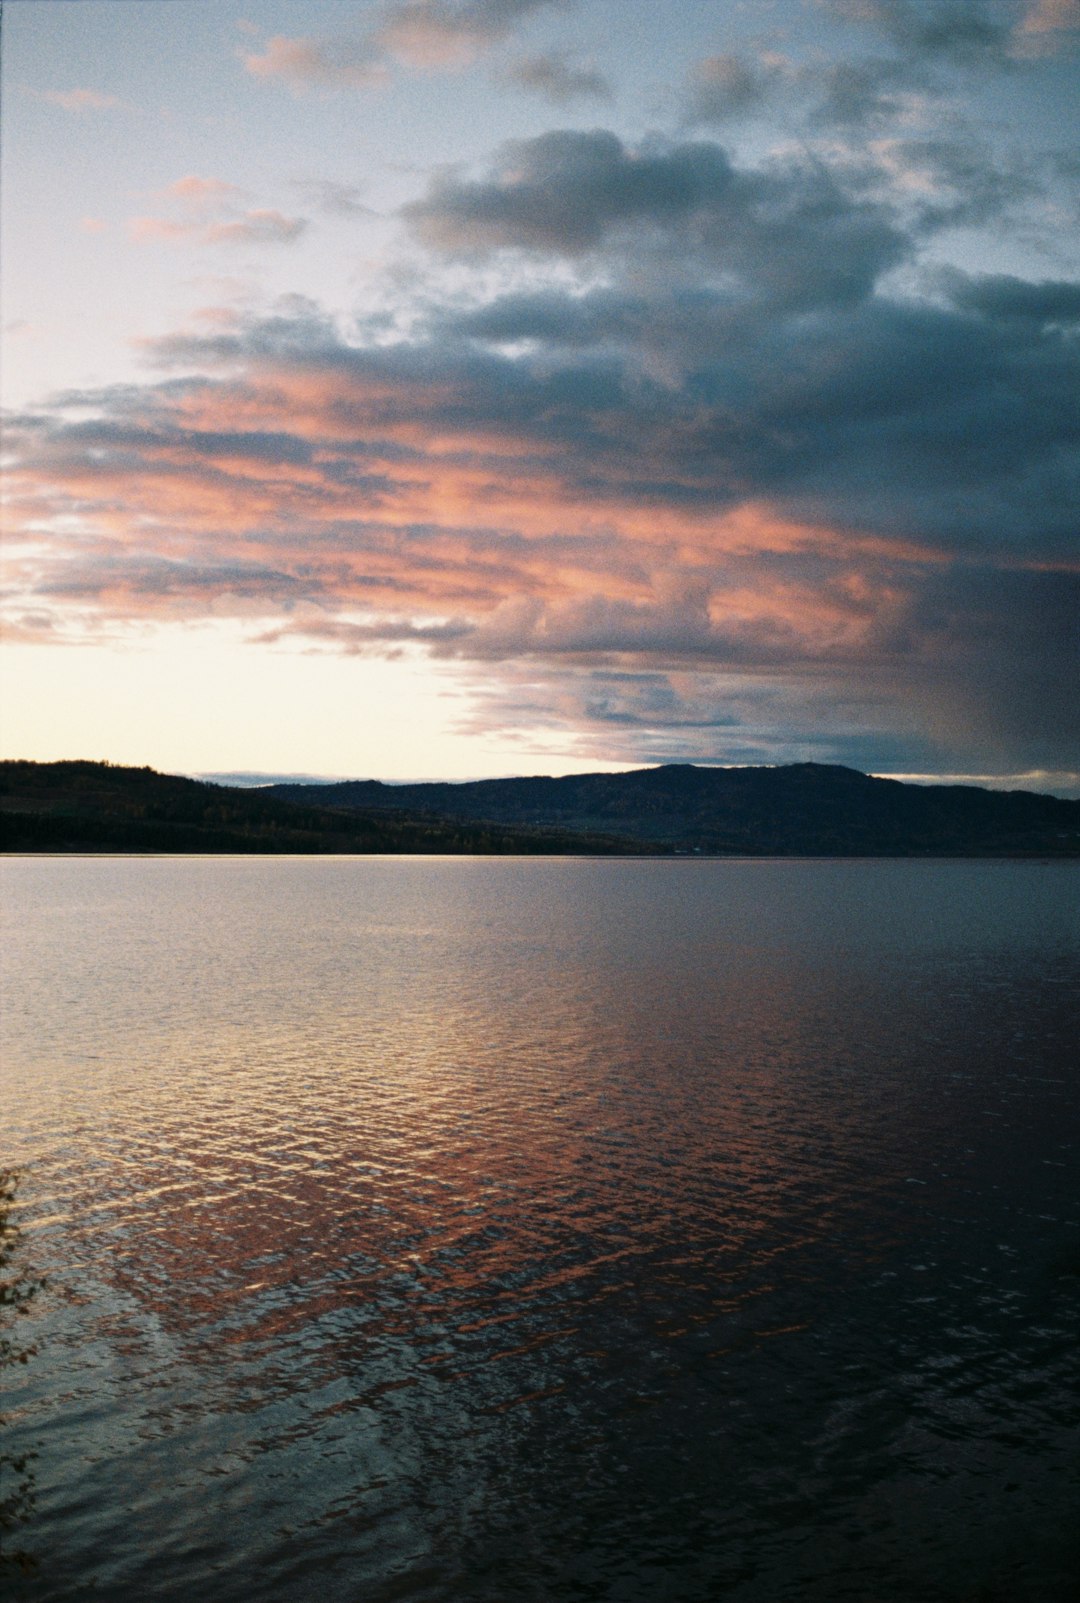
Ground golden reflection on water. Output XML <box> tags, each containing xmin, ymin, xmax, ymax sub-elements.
<box><xmin>2</xmin><ymin>857</ymin><xmax>1079</xmax><ymax>1603</ymax></box>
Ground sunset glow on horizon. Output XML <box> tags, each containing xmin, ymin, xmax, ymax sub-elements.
<box><xmin>2</xmin><ymin>0</ymin><xmax>1078</xmax><ymax>789</ymax></box>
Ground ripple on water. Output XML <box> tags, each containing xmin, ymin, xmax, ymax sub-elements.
<box><xmin>2</xmin><ymin>857</ymin><xmax>1078</xmax><ymax>1602</ymax></box>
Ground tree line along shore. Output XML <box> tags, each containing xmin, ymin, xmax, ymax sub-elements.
<box><xmin>2</xmin><ymin>759</ymin><xmax>1078</xmax><ymax>857</ymax></box>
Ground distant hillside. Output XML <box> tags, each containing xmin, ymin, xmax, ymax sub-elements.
<box><xmin>266</xmin><ymin>763</ymin><xmax>1080</xmax><ymax>857</ymax></box>
<box><xmin>4</xmin><ymin>760</ymin><xmax>1077</xmax><ymax>857</ymax></box>
<box><xmin>0</xmin><ymin>762</ymin><xmax>648</xmax><ymax>856</ymax></box>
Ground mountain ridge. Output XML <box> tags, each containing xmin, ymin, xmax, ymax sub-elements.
<box><xmin>0</xmin><ymin>760</ymin><xmax>648</xmax><ymax>856</ymax></box>
<box><xmin>264</xmin><ymin>760</ymin><xmax>1080</xmax><ymax>857</ymax></box>
<box><xmin>2</xmin><ymin>759</ymin><xmax>1077</xmax><ymax>856</ymax></box>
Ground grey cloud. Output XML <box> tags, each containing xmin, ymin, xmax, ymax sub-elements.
<box><xmin>205</xmin><ymin>210</ymin><xmax>308</xmax><ymax>246</ymax></box>
<box><xmin>244</xmin><ymin>0</ymin><xmax>567</xmax><ymax>93</ymax></box>
<box><xmin>453</xmin><ymin>562</ymin><xmax>1080</xmax><ymax>778</ymax></box>
<box><xmin>131</xmin><ymin>209</ymin><xmax>309</xmax><ymax>248</ymax></box>
<box><xmin>146</xmin><ymin>299</ymin><xmax>347</xmax><ymax>366</ymax></box>
<box><xmin>252</xmin><ymin>616</ymin><xmax>475</xmax><ymax>651</ymax></box>
<box><xmin>892</xmin><ymin>564</ymin><xmax>1080</xmax><ymax>769</ymax></box>
<box><xmin>809</xmin><ymin>56</ymin><xmax>912</xmax><ymax>127</ymax></box>
<box><xmin>728</xmin><ymin>299</ymin><xmax>1080</xmax><ymax>551</ymax></box>
<box><xmin>404</xmin><ymin>130</ymin><xmax>908</xmax><ymax>309</ymax></box>
<box><xmin>507</xmin><ymin>50</ymin><xmax>611</xmax><ymax>103</ymax></box>
<box><xmin>452</xmin><ymin>660</ymin><xmax>1002</xmax><ymax>777</ymax></box>
<box><xmin>825</xmin><ymin>0</ymin><xmax>1013</xmax><ymax>64</ymax></box>
<box><xmin>37</xmin><ymin>554</ymin><xmax>311</xmax><ymax>605</ymax></box>
<box><xmin>441</xmin><ymin>285</ymin><xmax>648</xmax><ymax>346</ymax></box>
<box><xmin>296</xmin><ymin>180</ymin><xmax>378</xmax><ymax>218</ymax></box>
<box><xmin>242</xmin><ymin>34</ymin><xmax>386</xmax><ymax>91</ymax></box>
<box><xmin>898</xmin><ymin>137</ymin><xmax>1034</xmax><ymax>229</ymax></box>
<box><xmin>405</xmin><ymin>130</ymin><xmax>738</xmax><ymax>254</ymax></box>
<box><xmin>804</xmin><ymin>3</ymin><xmax>1074</xmax><ymax>143</ymax></box>
<box><xmin>377</xmin><ymin>0</ymin><xmax>570</xmax><ymax>63</ymax></box>
<box><xmin>942</xmin><ymin>269</ymin><xmax>1080</xmax><ymax>322</ymax></box>
<box><xmin>888</xmin><ymin>6</ymin><xmax>1010</xmax><ymax>61</ymax></box>
<box><xmin>389</xmin><ymin>0</ymin><xmax>566</xmax><ymax>34</ymax></box>
<box><xmin>441</xmin><ymin>282</ymin><xmax>1078</xmax><ymax>552</ymax></box>
<box><xmin>683</xmin><ymin>54</ymin><xmax>771</xmax><ymax>124</ymax></box>
<box><xmin>26</xmin><ymin>260</ymin><xmax>1080</xmax><ymax>558</ymax></box>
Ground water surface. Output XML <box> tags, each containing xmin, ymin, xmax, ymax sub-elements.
<box><xmin>2</xmin><ymin>858</ymin><xmax>1078</xmax><ymax>1601</ymax></box>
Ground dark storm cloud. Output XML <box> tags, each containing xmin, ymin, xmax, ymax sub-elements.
<box><xmin>453</xmin><ymin>559</ymin><xmax>1080</xmax><ymax>778</ymax></box>
<box><xmin>448</xmin><ymin>654</ymin><xmax>1014</xmax><ymax>778</ymax></box>
<box><xmin>421</xmin><ymin>263</ymin><xmax>1080</xmax><ymax>555</ymax></box>
<box><xmin>896</xmin><ymin>564</ymin><xmax>1080</xmax><ymax>766</ymax></box>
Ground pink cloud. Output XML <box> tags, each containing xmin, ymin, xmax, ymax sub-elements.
<box><xmin>129</xmin><ymin>210</ymin><xmax>307</xmax><ymax>246</ymax></box>
<box><xmin>129</xmin><ymin>216</ymin><xmax>194</xmax><ymax>243</ymax></box>
<box><xmin>205</xmin><ymin>210</ymin><xmax>307</xmax><ymax>245</ymax></box>
<box><xmin>1014</xmin><ymin>0</ymin><xmax>1080</xmax><ymax>53</ymax></box>
<box><xmin>41</xmin><ymin>87</ymin><xmax>123</xmax><ymax>113</ymax></box>
<box><xmin>166</xmin><ymin>175</ymin><xmax>244</xmax><ymax>206</ymax></box>
<box><xmin>1020</xmin><ymin>0</ymin><xmax>1080</xmax><ymax>33</ymax></box>
<box><xmin>5</xmin><ymin>296</ymin><xmax>1075</xmax><ymax>777</ymax></box>
<box><xmin>242</xmin><ymin>35</ymin><xmax>386</xmax><ymax>90</ymax></box>
<box><xmin>242</xmin><ymin>3</ymin><xmax>566</xmax><ymax>89</ymax></box>
<box><xmin>1</xmin><ymin>343</ymin><xmax>939</xmax><ymax>658</ymax></box>
<box><xmin>377</xmin><ymin>0</ymin><xmax>569</xmax><ymax>68</ymax></box>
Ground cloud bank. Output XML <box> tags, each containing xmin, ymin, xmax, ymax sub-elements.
<box><xmin>5</xmin><ymin>118</ymin><xmax>1078</xmax><ymax>781</ymax></box>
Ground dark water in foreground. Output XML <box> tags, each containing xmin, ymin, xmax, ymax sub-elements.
<box><xmin>1</xmin><ymin>857</ymin><xmax>1078</xmax><ymax>1602</ymax></box>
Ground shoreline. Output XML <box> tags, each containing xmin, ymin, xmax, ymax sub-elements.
<box><xmin>4</xmin><ymin>850</ymin><xmax>1078</xmax><ymax>863</ymax></box>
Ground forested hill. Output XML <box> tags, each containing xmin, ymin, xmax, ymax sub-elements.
<box><xmin>3</xmin><ymin>759</ymin><xmax>1077</xmax><ymax>856</ymax></box>
<box><xmin>266</xmin><ymin>762</ymin><xmax>1080</xmax><ymax>857</ymax></box>
<box><xmin>0</xmin><ymin>761</ymin><xmax>647</xmax><ymax>855</ymax></box>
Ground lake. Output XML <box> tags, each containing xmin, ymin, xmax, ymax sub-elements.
<box><xmin>1</xmin><ymin>857</ymin><xmax>1078</xmax><ymax>1601</ymax></box>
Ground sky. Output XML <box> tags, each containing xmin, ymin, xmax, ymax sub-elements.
<box><xmin>1</xmin><ymin>0</ymin><xmax>1078</xmax><ymax>788</ymax></box>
